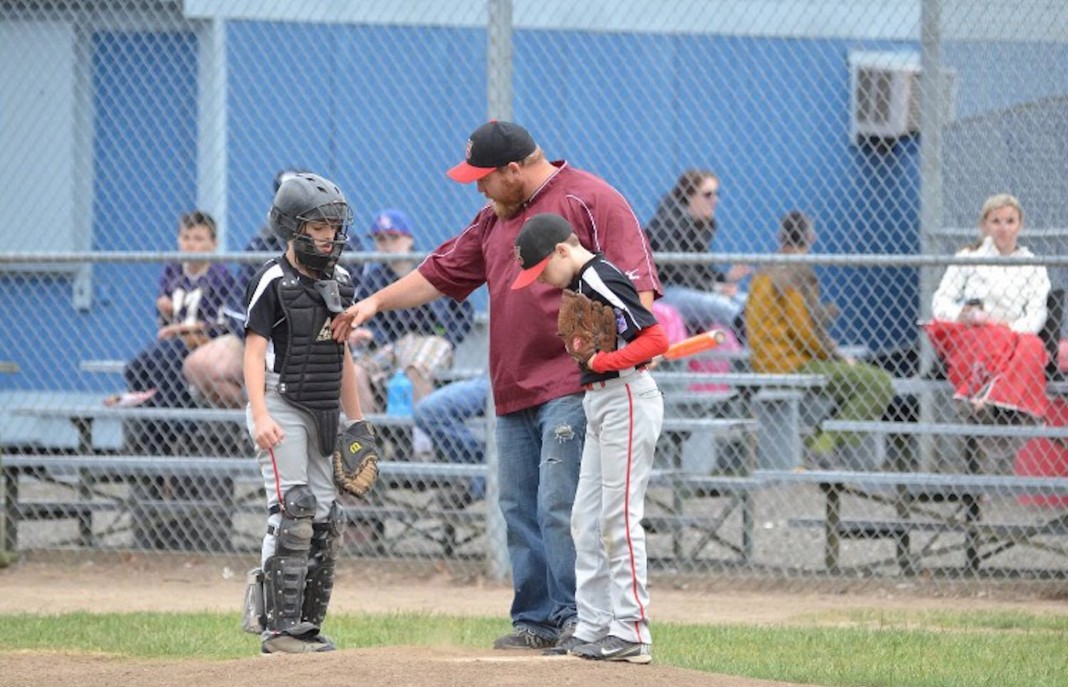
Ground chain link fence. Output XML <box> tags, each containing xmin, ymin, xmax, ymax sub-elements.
<box><xmin>2</xmin><ymin>1</ymin><xmax>1067</xmax><ymax>585</ymax></box>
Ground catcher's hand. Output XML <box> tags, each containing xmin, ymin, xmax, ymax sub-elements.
<box><xmin>557</xmin><ymin>289</ymin><xmax>618</xmax><ymax>365</ymax></box>
<box><xmin>333</xmin><ymin>420</ymin><xmax>380</xmax><ymax>497</ymax></box>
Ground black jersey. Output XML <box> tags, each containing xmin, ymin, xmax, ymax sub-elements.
<box><xmin>570</xmin><ymin>254</ymin><xmax>658</xmax><ymax>386</ymax></box>
<box><xmin>244</xmin><ymin>256</ymin><xmax>355</xmax><ymax>374</ymax></box>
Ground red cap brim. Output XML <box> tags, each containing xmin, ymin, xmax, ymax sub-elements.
<box><xmin>510</xmin><ymin>255</ymin><xmax>551</xmax><ymax>290</ymax></box>
<box><xmin>447</xmin><ymin>161</ymin><xmax>496</xmax><ymax>184</ymax></box>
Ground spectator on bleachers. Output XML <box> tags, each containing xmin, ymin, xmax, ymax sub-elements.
<box><xmin>348</xmin><ymin>209</ymin><xmax>474</xmax><ymax>415</ymax></box>
<box><xmin>120</xmin><ymin>210</ymin><xmax>236</xmax><ymax>451</ymax></box>
<box><xmin>645</xmin><ymin>169</ymin><xmax>750</xmax><ymax>335</ymax></box>
<box><xmin>413</xmin><ymin>375</ymin><xmax>489</xmax><ymax>509</ymax></box>
<box><xmin>746</xmin><ymin>211</ymin><xmax>893</xmax><ymax>467</ymax></box>
<box><xmin>926</xmin><ymin>193</ymin><xmax>1051</xmax><ymax>421</ymax></box>
<box><xmin>183</xmin><ymin>170</ymin><xmax>299</xmax><ymax>408</ymax></box>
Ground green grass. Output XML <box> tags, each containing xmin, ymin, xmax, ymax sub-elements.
<box><xmin>1</xmin><ymin>610</ymin><xmax>1065</xmax><ymax>687</ymax></box>
<box><xmin>801</xmin><ymin>608</ymin><xmax>1068</xmax><ymax>632</ymax></box>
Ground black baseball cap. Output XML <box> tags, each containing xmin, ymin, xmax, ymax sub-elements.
<box><xmin>511</xmin><ymin>213</ymin><xmax>574</xmax><ymax>290</ymax></box>
<box><xmin>447</xmin><ymin>120</ymin><xmax>537</xmax><ymax>184</ymax></box>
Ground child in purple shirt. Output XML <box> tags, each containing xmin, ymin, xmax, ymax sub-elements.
<box><xmin>121</xmin><ymin>211</ymin><xmax>237</xmax><ymax>449</ymax></box>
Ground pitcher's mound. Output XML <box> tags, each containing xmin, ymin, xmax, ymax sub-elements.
<box><xmin>3</xmin><ymin>646</ymin><xmax>811</xmax><ymax>687</ymax></box>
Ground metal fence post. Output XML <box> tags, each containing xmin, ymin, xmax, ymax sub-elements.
<box><xmin>918</xmin><ymin>0</ymin><xmax>945</xmax><ymax>471</ymax></box>
<box><xmin>486</xmin><ymin>0</ymin><xmax>513</xmax><ymax>121</ymax></box>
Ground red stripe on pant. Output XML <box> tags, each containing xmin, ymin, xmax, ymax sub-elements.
<box><xmin>622</xmin><ymin>382</ymin><xmax>648</xmax><ymax>641</ymax></box>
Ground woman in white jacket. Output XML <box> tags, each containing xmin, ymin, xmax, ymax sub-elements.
<box><xmin>926</xmin><ymin>193</ymin><xmax>1051</xmax><ymax>419</ymax></box>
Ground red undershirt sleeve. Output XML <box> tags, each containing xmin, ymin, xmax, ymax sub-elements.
<box><xmin>589</xmin><ymin>323</ymin><xmax>670</xmax><ymax>373</ymax></box>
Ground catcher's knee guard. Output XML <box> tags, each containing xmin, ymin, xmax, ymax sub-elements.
<box><xmin>263</xmin><ymin>485</ymin><xmax>317</xmax><ymax>634</ymax></box>
<box><xmin>302</xmin><ymin>502</ymin><xmax>342</xmax><ymax>627</ymax></box>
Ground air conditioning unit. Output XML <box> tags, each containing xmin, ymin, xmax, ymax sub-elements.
<box><xmin>850</xmin><ymin>51</ymin><xmax>920</xmax><ymax>143</ymax></box>
<box><xmin>848</xmin><ymin>50</ymin><xmax>955</xmax><ymax>146</ymax></box>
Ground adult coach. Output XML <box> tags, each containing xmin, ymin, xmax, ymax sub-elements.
<box><xmin>331</xmin><ymin>121</ymin><xmax>660</xmax><ymax>650</ymax></box>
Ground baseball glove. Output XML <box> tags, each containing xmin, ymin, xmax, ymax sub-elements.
<box><xmin>557</xmin><ymin>289</ymin><xmax>617</xmax><ymax>365</ymax></box>
<box><xmin>333</xmin><ymin>420</ymin><xmax>380</xmax><ymax>498</ymax></box>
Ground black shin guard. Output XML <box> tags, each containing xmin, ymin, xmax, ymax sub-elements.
<box><xmin>302</xmin><ymin>503</ymin><xmax>342</xmax><ymax>627</ymax></box>
<box><xmin>263</xmin><ymin>485</ymin><xmax>316</xmax><ymax>635</ymax></box>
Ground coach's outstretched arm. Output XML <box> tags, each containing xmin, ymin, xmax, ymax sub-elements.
<box><xmin>331</xmin><ymin>269</ymin><xmax>444</xmax><ymax>341</ymax></box>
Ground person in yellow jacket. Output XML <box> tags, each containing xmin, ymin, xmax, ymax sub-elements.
<box><xmin>746</xmin><ymin>211</ymin><xmax>893</xmax><ymax>466</ymax></box>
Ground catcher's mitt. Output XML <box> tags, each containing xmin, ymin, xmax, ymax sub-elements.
<box><xmin>557</xmin><ymin>289</ymin><xmax>617</xmax><ymax>365</ymax></box>
<box><xmin>333</xmin><ymin>420</ymin><xmax>380</xmax><ymax>497</ymax></box>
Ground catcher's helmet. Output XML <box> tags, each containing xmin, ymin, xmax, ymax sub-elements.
<box><xmin>268</xmin><ymin>172</ymin><xmax>352</xmax><ymax>275</ymax></box>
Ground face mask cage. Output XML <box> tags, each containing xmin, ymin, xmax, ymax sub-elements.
<box><xmin>297</xmin><ymin>200</ymin><xmax>353</xmax><ymax>234</ymax></box>
<box><xmin>291</xmin><ymin>201</ymin><xmax>352</xmax><ymax>276</ymax></box>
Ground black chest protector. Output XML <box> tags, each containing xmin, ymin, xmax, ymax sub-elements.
<box><xmin>276</xmin><ymin>261</ymin><xmax>355</xmax><ymax>455</ymax></box>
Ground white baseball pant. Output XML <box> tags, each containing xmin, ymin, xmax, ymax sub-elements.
<box><xmin>572</xmin><ymin>369</ymin><xmax>663</xmax><ymax>645</ymax></box>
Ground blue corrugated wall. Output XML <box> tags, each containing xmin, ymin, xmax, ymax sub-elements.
<box><xmin>2</xmin><ymin>30</ymin><xmax>199</xmax><ymax>391</ymax></box>
<box><xmin>3</xmin><ymin>23</ymin><xmax>932</xmax><ymax>391</ymax></box>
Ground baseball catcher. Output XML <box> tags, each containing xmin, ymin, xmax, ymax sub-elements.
<box><xmin>557</xmin><ymin>288</ymin><xmax>618</xmax><ymax>365</ymax></box>
<box><xmin>333</xmin><ymin>419</ymin><xmax>380</xmax><ymax>497</ymax></box>
<box><xmin>242</xmin><ymin>171</ymin><xmax>365</xmax><ymax>654</ymax></box>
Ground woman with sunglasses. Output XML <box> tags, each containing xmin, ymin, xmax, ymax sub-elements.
<box><xmin>645</xmin><ymin>168</ymin><xmax>750</xmax><ymax>336</ymax></box>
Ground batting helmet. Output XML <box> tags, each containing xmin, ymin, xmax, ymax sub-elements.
<box><xmin>268</xmin><ymin>172</ymin><xmax>352</xmax><ymax>275</ymax></box>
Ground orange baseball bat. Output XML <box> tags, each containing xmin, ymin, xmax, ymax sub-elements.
<box><xmin>662</xmin><ymin>329</ymin><xmax>728</xmax><ymax>361</ymax></box>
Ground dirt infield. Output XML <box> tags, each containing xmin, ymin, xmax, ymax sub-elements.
<box><xmin>1</xmin><ymin>553</ymin><xmax>1065</xmax><ymax>687</ymax></box>
<box><xmin>1</xmin><ymin>649</ymin><xmax>814</xmax><ymax>687</ymax></box>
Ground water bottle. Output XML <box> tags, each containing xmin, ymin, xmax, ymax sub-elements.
<box><xmin>386</xmin><ymin>369</ymin><xmax>413</xmax><ymax>416</ymax></box>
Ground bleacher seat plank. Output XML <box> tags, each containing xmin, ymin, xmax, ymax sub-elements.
<box><xmin>653</xmin><ymin>371</ymin><xmax>827</xmax><ymax>388</ymax></box>
<box><xmin>790</xmin><ymin>517</ymin><xmax>1068</xmax><ymax>538</ymax></box>
<box><xmin>753</xmin><ymin>469</ymin><xmax>1068</xmax><ymax>493</ymax></box>
<box><xmin>820</xmin><ymin>419</ymin><xmax>1068</xmax><ymax>440</ymax></box>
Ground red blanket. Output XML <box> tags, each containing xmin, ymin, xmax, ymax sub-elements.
<box><xmin>1016</xmin><ymin>398</ymin><xmax>1068</xmax><ymax>508</ymax></box>
<box><xmin>924</xmin><ymin>320</ymin><xmax>1049</xmax><ymax>418</ymax></box>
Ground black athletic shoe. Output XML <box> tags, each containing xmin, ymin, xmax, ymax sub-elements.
<box><xmin>492</xmin><ymin>626</ymin><xmax>555</xmax><ymax>650</ymax></box>
<box><xmin>543</xmin><ymin>635</ymin><xmax>586</xmax><ymax>656</ymax></box>
<box><xmin>261</xmin><ymin>632</ymin><xmax>334</xmax><ymax>654</ymax></box>
<box><xmin>571</xmin><ymin>635</ymin><xmax>652</xmax><ymax>664</ymax></box>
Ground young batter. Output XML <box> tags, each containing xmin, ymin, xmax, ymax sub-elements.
<box><xmin>511</xmin><ymin>213</ymin><xmax>668</xmax><ymax>664</ymax></box>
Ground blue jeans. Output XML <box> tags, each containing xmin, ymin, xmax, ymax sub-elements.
<box><xmin>496</xmin><ymin>393</ymin><xmax>586</xmax><ymax>638</ymax></box>
<box><xmin>413</xmin><ymin>376</ymin><xmax>489</xmax><ymax>499</ymax></box>
<box><xmin>661</xmin><ymin>284</ymin><xmax>747</xmax><ymax>331</ymax></box>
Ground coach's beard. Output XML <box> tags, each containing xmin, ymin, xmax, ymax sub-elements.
<box><xmin>490</xmin><ymin>180</ymin><xmax>527</xmax><ymax>219</ymax></box>
<box><xmin>492</xmin><ymin>200</ymin><xmax>523</xmax><ymax>219</ymax></box>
